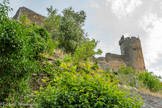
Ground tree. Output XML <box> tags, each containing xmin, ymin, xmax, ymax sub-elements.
<box><xmin>44</xmin><ymin>6</ymin><xmax>88</xmax><ymax>54</ymax></box>
<box><xmin>43</xmin><ymin>6</ymin><xmax>60</xmax><ymax>33</ymax></box>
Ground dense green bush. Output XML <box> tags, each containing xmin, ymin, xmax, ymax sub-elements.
<box><xmin>34</xmin><ymin>63</ymin><xmax>143</xmax><ymax>108</ymax></box>
<box><xmin>26</xmin><ymin>25</ymin><xmax>50</xmax><ymax>57</ymax></box>
<box><xmin>0</xmin><ymin>0</ymin><xmax>37</xmax><ymax>101</ymax></box>
<box><xmin>139</xmin><ymin>72</ymin><xmax>161</xmax><ymax>92</ymax></box>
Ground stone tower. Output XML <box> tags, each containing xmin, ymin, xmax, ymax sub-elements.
<box><xmin>119</xmin><ymin>35</ymin><xmax>146</xmax><ymax>72</ymax></box>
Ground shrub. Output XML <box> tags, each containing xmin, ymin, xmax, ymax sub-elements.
<box><xmin>19</xmin><ymin>14</ymin><xmax>30</xmax><ymax>25</ymax></box>
<box><xmin>34</xmin><ymin>66</ymin><xmax>143</xmax><ymax>108</ymax></box>
<box><xmin>0</xmin><ymin>0</ymin><xmax>37</xmax><ymax>101</ymax></box>
<box><xmin>73</xmin><ymin>39</ymin><xmax>102</xmax><ymax>64</ymax></box>
<box><xmin>91</xmin><ymin>62</ymin><xmax>99</xmax><ymax>70</ymax></box>
<box><xmin>117</xmin><ymin>66</ymin><xmax>137</xmax><ymax>87</ymax></box>
<box><xmin>63</xmin><ymin>54</ymin><xmax>72</xmax><ymax>63</ymax></box>
<box><xmin>5</xmin><ymin>77</ymin><xmax>33</xmax><ymax>107</ymax></box>
<box><xmin>26</xmin><ymin>25</ymin><xmax>50</xmax><ymax>57</ymax></box>
<box><xmin>138</xmin><ymin>72</ymin><xmax>161</xmax><ymax>92</ymax></box>
<box><xmin>118</xmin><ymin>66</ymin><xmax>136</xmax><ymax>75</ymax></box>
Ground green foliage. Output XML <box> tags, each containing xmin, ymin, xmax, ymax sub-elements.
<box><xmin>0</xmin><ymin>2</ymin><xmax>145</xmax><ymax>108</ymax></box>
<box><xmin>73</xmin><ymin>39</ymin><xmax>102</xmax><ymax>64</ymax></box>
<box><xmin>63</xmin><ymin>54</ymin><xmax>72</xmax><ymax>63</ymax></box>
<box><xmin>0</xmin><ymin>0</ymin><xmax>12</xmax><ymax>21</ymax></box>
<box><xmin>115</xmin><ymin>66</ymin><xmax>162</xmax><ymax>92</ymax></box>
<box><xmin>5</xmin><ymin>77</ymin><xmax>33</xmax><ymax>107</ymax></box>
<box><xmin>116</xmin><ymin>66</ymin><xmax>137</xmax><ymax>87</ymax></box>
<box><xmin>19</xmin><ymin>14</ymin><xmax>30</xmax><ymax>25</ymax></box>
<box><xmin>118</xmin><ymin>66</ymin><xmax>136</xmax><ymax>75</ymax></box>
<box><xmin>34</xmin><ymin>67</ymin><xmax>143</xmax><ymax>108</ymax></box>
<box><xmin>62</xmin><ymin>7</ymin><xmax>86</xmax><ymax>26</ymax></box>
<box><xmin>46</xmin><ymin>39</ymin><xmax>59</xmax><ymax>56</ymax></box>
<box><xmin>54</xmin><ymin>59</ymin><xmax>62</xmax><ymax>66</ymax></box>
<box><xmin>44</xmin><ymin>6</ymin><xmax>87</xmax><ymax>54</ymax></box>
<box><xmin>0</xmin><ymin>1</ymin><xmax>37</xmax><ymax>101</ymax></box>
<box><xmin>26</xmin><ymin>24</ymin><xmax>50</xmax><ymax>57</ymax></box>
<box><xmin>139</xmin><ymin>72</ymin><xmax>161</xmax><ymax>92</ymax></box>
<box><xmin>91</xmin><ymin>62</ymin><xmax>99</xmax><ymax>70</ymax></box>
<box><xmin>43</xmin><ymin>6</ymin><xmax>60</xmax><ymax>33</ymax></box>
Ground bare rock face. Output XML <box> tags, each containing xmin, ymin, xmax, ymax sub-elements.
<box><xmin>13</xmin><ymin>7</ymin><xmax>45</xmax><ymax>26</ymax></box>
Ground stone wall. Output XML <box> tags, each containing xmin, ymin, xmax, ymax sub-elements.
<box><xmin>13</xmin><ymin>7</ymin><xmax>45</xmax><ymax>26</ymax></box>
<box><xmin>119</xmin><ymin>36</ymin><xmax>146</xmax><ymax>72</ymax></box>
<box><xmin>97</xmin><ymin>53</ymin><xmax>126</xmax><ymax>72</ymax></box>
<box><xmin>97</xmin><ymin>36</ymin><xmax>146</xmax><ymax>73</ymax></box>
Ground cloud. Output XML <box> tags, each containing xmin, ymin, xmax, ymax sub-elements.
<box><xmin>140</xmin><ymin>13</ymin><xmax>159</xmax><ymax>33</ymax></box>
<box><xmin>140</xmin><ymin>13</ymin><xmax>162</xmax><ymax>75</ymax></box>
<box><xmin>89</xmin><ymin>0</ymin><xmax>100</xmax><ymax>8</ymax></box>
<box><xmin>106</xmin><ymin>0</ymin><xmax>143</xmax><ymax>19</ymax></box>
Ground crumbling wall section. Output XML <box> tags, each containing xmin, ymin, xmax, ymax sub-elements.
<box><xmin>13</xmin><ymin>7</ymin><xmax>45</xmax><ymax>26</ymax></box>
<box><xmin>105</xmin><ymin>53</ymin><xmax>126</xmax><ymax>72</ymax></box>
<box><xmin>97</xmin><ymin>53</ymin><xmax>126</xmax><ymax>72</ymax></box>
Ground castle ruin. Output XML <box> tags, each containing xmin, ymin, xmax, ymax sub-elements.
<box><xmin>98</xmin><ymin>35</ymin><xmax>146</xmax><ymax>72</ymax></box>
<box><xmin>13</xmin><ymin>7</ymin><xmax>146</xmax><ymax>72</ymax></box>
<box><xmin>13</xmin><ymin>7</ymin><xmax>45</xmax><ymax>26</ymax></box>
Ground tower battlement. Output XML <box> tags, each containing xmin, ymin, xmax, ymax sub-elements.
<box><xmin>97</xmin><ymin>35</ymin><xmax>146</xmax><ymax>72</ymax></box>
<box><xmin>119</xmin><ymin>35</ymin><xmax>140</xmax><ymax>45</ymax></box>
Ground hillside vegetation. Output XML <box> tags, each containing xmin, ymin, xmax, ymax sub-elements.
<box><xmin>0</xmin><ymin>0</ymin><xmax>161</xmax><ymax>107</ymax></box>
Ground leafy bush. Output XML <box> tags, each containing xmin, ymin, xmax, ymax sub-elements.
<box><xmin>117</xmin><ymin>66</ymin><xmax>137</xmax><ymax>87</ymax></box>
<box><xmin>73</xmin><ymin>39</ymin><xmax>102</xmax><ymax>64</ymax></box>
<box><xmin>0</xmin><ymin>0</ymin><xmax>37</xmax><ymax>101</ymax></box>
<box><xmin>138</xmin><ymin>72</ymin><xmax>161</xmax><ymax>92</ymax></box>
<box><xmin>45</xmin><ymin>39</ymin><xmax>59</xmax><ymax>56</ymax></box>
<box><xmin>63</xmin><ymin>54</ymin><xmax>72</xmax><ymax>63</ymax></box>
<box><xmin>19</xmin><ymin>14</ymin><xmax>30</xmax><ymax>25</ymax></box>
<box><xmin>26</xmin><ymin>25</ymin><xmax>50</xmax><ymax>57</ymax></box>
<box><xmin>5</xmin><ymin>77</ymin><xmax>33</xmax><ymax>107</ymax></box>
<box><xmin>35</xmin><ymin>69</ymin><xmax>143</xmax><ymax>108</ymax></box>
<box><xmin>91</xmin><ymin>62</ymin><xmax>99</xmax><ymax>70</ymax></box>
<box><xmin>118</xmin><ymin>66</ymin><xmax>136</xmax><ymax>75</ymax></box>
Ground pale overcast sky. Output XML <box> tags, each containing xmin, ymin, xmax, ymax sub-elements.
<box><xmin>1</xmin><ymin>0</ymin><xmax>162</xmax><ymax>77</ymax></box>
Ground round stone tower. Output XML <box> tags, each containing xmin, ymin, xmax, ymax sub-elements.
<box><xmin>119</xmin><ymin>35</ymin><xmax>146</xmax><ymax>72</ymax></box>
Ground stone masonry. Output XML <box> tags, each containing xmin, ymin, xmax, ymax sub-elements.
<box><xmin>13</xmin><ymin>7</ymin><xmax>45</xmax><ymax>26</ymax></box>
<box><xmin>98</xmin><ymin>35</ymin><xmax>146</xmax><ymax>72</ymax></box>
<box><xmin>13</xmin><ymin>7</ymin><xmax>146</xmax><ymax>72</ymax></box>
